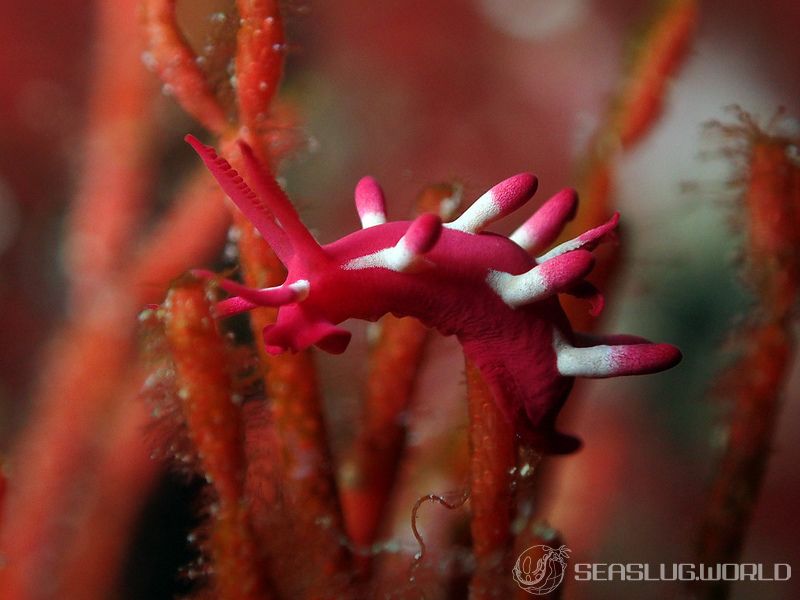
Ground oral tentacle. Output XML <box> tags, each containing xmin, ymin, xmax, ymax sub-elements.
<box><xmin>192</xmin><ymin>269</ymin><xmax>309</xmax><ymax>308</ymax></box>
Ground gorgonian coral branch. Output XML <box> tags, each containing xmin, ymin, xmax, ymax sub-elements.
<box><xmin>235</xmin><ymin>0</ymin><xmax>286</xmax><ymax>131</ymax></box>
<box><xmin>187</xmin><ymin>135</ymin><xmax>681</xmax><ymax>453</ymax></box>
<box><xmin>562</xmin><ymin>0</ymin><xmax>698</xmax><ymax>326</ymax></box>
<box><xmin>467</xmin><ymin>360</ymin><xmax>517</xmax><ymax>599</ymax></box>
<box><xmin>223</xmin><ymin>160</ymin><xmax>352</xmax><ymax>596</ymax></box>
<box><xmin>163</xmin><ymin>280</ymin><xmax>270</xmax><ymax>600</ymax></box>
<box><xmin>340</xmin><ymin>182</ymin><xmax>463</xmax><ymax>557</ymax></box>
<box><xmin>696</xmin><ymin>109</ymin><xmax>799</xmax><ymax>599</ymax></box>
<box><xmin>66</xmin><ymin>0</ymin><xmax>158</xmax><ymax>309</ymax></box>
<box><xmin>142</xmin><ymin>0</ymin><xmax>229</xmax><ymax>134</ymax></box>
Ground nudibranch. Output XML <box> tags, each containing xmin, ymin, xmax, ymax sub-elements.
<box><xmin>186</xmin><ymin>135</ymin><xmax>681</xmax><ymax>453</ymax></box>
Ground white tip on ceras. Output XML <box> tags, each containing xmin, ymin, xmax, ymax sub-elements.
<box><xmin>447</xmin><ymin>173</ymin><xmax>538</xmax><ymax>233</ymax></box>
<box><xmin>537</xmin><ymin>212</ymin><xmax>620</xmax><ymax>263</ymax></box>
<box><xmin>553</xmin><ymin>330</ymin><xmax>682</xmax><ymax>378</ymax></box>
<box><xmin>354</xmin><ymin>176</ymin><xmax>388</xmax><ymax>228</ymax></box>
<box><xmin>343</xmin><ymin>213</ymin><xmax>442</xmax><ymax>272</ymax></box>
<box><xmin>487</xmin><ymin>249</ymin><xmax>595</xmax><ymax>308</ymax></box>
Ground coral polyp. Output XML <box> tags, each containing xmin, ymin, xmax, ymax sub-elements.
<box><xmin>187</xmin><ymin>134</ymin><xmax>681</xmax><ymax>453</ymax></box>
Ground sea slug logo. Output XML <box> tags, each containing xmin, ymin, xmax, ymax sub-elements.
<box><xmin>513</xmin><ymin>544</ymin><xmax>571</xmax><ymax>595</ymax></box>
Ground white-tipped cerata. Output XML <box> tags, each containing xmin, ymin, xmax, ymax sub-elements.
<box><xmin>554</xmin><ymin>330</ymin><xmax>682</xmax><ymax>378</ymax></box>
<box><xmin>447</xmin><ymin>173</ymin><xmax>537</xmax><ymax>233</ymax></box>
<box><xmin>354</xmin><ymin>176</ymin><xmax>388</xmax><ymax>228</ymax></box>
<box><xmin>343</xmin><ymin>213</ymin><xmax>443</xmax><ymax>272</ymax></box>
<box><xmin>510</xmin><ymin>188</ymin><xmax>578</xmax><ymax>254</ymax></box>
<box><xmin>486</xmin><ymin>249</ymin><xmax>594</xmax><ymax>308</ymax></box>
<box><xmin>537</xmin><ymin>212</ymin><xmax>620</xmax><ymax>262</ymax></box>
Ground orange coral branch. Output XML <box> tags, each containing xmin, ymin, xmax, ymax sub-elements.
<box><xmin>127</xmin><ymin>166</ymin><xmax>231</xmax><ymax>300</ymax></box>
<box><xmin>142</xmin><ymin>0</ymin><xmax>229</xmax><ymax>134</ymax></box>
<box><xmin>340</xmin><ymin>314</ymin><xmax>429</xmax><ymax>556</ymax></box>
<box><xmin>66</xmin><ymin>0</ymin><xmax>158</xmax><ymax>309</ymax></box>
<box><xmin>341</xmin><ymin>183</ymin><xmax>462</xmax><ymax>555</ymax></box>
<box><xmin>164</xmin><ymin>280</ymin><xmax>270</xmax><ymax>600</ymax></box>
<box><xmin>562</xmin><ymin>0</ymin><xmax>698</xmax><ymax>329</ymax></box>
<box><xmin>467</xmin><ymin>360</ymin><xmax>516</xmax><ymax>599</ymax></box>
<box><xmin>235</xmin><ymin>0</ymin><xmax>285</xmax><ymax>132</ymax></box>
<box><xmin>0</xmin><ymin>291</ymin><xmax>140</xmax><ymax>599</ymax></box>
<box><xmin>56</xmin><ymin>396</ymin><xmax>163</xmax><ymax>600</ymax></box>
<box><xmin>696</xmin><ymin>116</ymin><xmax>799</xmax><ymax>599</ymax></box>
<box><xmin>614</xmin><ymin>0</ymin><xmax>699</xmax><ymax>149</ymax></box>
<box><xmin>233</xmin><ymin>209</ymin><xmax>351</xmax><ymax>597</ymax></box>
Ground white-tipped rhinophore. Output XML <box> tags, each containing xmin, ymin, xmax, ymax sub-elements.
<box><xmin>343</xmin><ymin>213</ymin><xmax>443</xmax><ymax>272</ymax></box>
<box><xmin>553</xmin><ymin>330</ymin><xmax>682</xmax><ymax>378</ymax></box>
<box><xmin>510</xmin><ymin>188</ymin><xmax>578</xmax><ymax>254</ymax></box>
<box><xmin>486</xmin><ymin>250</ymin><xmax>594</xmax><ymax>308</ymax></box>
<box><xmin>447</xmin><ymin>173</ymin><xmax>538</xmax><ymax>233</ymax></box>
<box><xmin>354</xmin><ymin>176</ymin><xmax>388</xmax><ymax>228</ymax></box>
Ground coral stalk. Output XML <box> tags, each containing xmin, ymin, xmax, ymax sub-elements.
<box><xmin>142</xmin><ymin>0</ymin><xmax>229</xmax><ymax>134</ymax></box>
<box><xmin>235</xmin><ymin>0</ymin><xmax>285</xmax><ymax>131</ymax></box>
<box><xmin>613</xmin><ymin>0</ymin><xmax>699</xmax><ymax>149</ymax></box>
<box><xmin>66</xmin><ymin>0</ymin><xmax>158</xmax><ymax>309</ymax></box>
<box><xmin>466</xmin><ymin>360</ymin><xmax>516</xmax><ymax>600</ymax></box>
<box><xmin>164</xmin><ymin>280</ymin><xmax>269</xmax><ymax>600</ymax></box>
<box><xmin>127</xmin><ymin>166</ymin><xmax>231</xmax><ymax>296</ymax></box>
<box><xmin>340</xmin><ymin>183</ymin><xmax>462</xmax><ymax>554</ymax></box>
<box><xmin>0</xmin><ymin>291</ymin><xmax>140</xmax><ymax>599</ymax></box>
<box><xmin>696</xmin><ymin>114</ymin><xmax>799</xmax><ymax>599</ymax></box>
<box><xmin>55</xmin><ymin>397</ymin><xmax>162</xmax><ymax>600</ymax></box>
<box><xmin>233</xmin><ymin>208</ymin><xmax>352</xmax><ymax>597</ymax></box>
<box><xmin>562</xmin><ymin>0</ymin><xmax>698</xmax><ymax>331</ymax></box>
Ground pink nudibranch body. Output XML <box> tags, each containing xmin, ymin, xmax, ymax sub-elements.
<box><xmin>186</xmin><ymin>135</ymin><xmax>681</xmax><ymax>453</ymax></box>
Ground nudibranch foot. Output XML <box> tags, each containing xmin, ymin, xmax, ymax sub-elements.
<box><xmin>184</xmin><ymin>134</ymin><xmax>681</xmax><ymax>454</ymax></box>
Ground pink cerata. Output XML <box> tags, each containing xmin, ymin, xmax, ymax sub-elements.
<box><xmin>186</xmin><ymin>134</ymin><xmax>681</xmax><ymax>454</ymax></box>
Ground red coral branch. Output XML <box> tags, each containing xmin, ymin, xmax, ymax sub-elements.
<box><xmin>141</xmin><ymin>0</ymin><xmax>229</xmax><ymax>134</ymax></box>
<box><xmin>235</xmin><ymin>0</ymin><xmax>286</xmax><ymax>132</ymax></box>
<box><xmin>127</xmin><ymin>166</ymin><xmax>231</xmax><ymax>297</ymax></box>
<box><xmin>66</xmin><ymin>0</ymin><xmax>159</xmax><ymax>309</ymax></box>
<box><xmin>340</xmin><ymin>182</ymin><xmax>463</xmax><ymax>556</ymax></box>
<box><xmin>696</xmin><ymin>111</ymin><xmax>799</xmax><ymax>599</ymax></box>
<box><xmin>164</xmin><ymin>280</ymin><xmax>270</xmax><ymax>600</ymax></box>
<box><xmin>467</xmin><ymin>360</ymin><xmax>516</xmax><ymax>599</ymax></box>
<box><xmin>233</xmin><ymin>208</ymin><xmax>352</xmax><ymax>597</ymax></box>
<box><xmin>563</xmin><ymin>0</ymin><xmax>699</xmax><ymax>330</ymax></box>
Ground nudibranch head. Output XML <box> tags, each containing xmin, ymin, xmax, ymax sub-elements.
<box><xmin>186</xmin><ymin>135</ymin><xmax>681</xmax><ymax>454</ymax></box>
